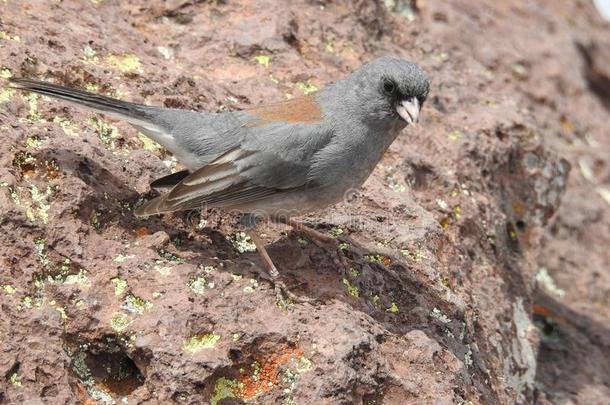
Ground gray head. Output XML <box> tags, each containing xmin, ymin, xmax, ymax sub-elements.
<box><xmin>330</xmin><ymin>56</ymin><xmax>430</xmax><ymax>127</ymax></box>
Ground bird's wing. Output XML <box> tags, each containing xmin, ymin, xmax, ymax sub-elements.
<box><xmin>136</xmin><ymin>96</ymin><xmax>332</xmax><ymax>216</ymax></box>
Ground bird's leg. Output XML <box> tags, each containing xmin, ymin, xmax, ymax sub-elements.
<box><xmin>273</xmin><ymin>217</ymin><xmax>351</xmax><ymax>274</ymax></box>
<box><xmin>273</xmin><ymin>217</ymin><xmax>336</xmax><ymax>244</ymax></box>
<box><xmin>240</xmin><ymin>214</ymin><xmax>303</xmax><ymax>304</ymax></box>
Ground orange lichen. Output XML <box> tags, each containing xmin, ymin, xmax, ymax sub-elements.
<box><xmin>238</xmin><ymin>346</ymin><xmax>303</xmax><ymax>400</ymax></box>
<box><xmin>533</xmin><ymin>304</ymin><xmax>565</xmax><ymax>324</ymax></box>
<box><xmin>135</xmin><ymin>227</ymin><xmax>150</xmax><ymax>237</ymax></box>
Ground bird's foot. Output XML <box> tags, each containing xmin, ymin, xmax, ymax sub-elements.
<box><xmin>245</xmin><ymin>229</ymin><xmax>313</xmax><ymax>306</ymax></box>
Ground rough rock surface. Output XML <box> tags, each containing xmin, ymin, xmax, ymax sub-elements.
<box><xmin>0</xmin><ymin>0</ymin><xmax>608</xmax><ymax>404</ymax></box>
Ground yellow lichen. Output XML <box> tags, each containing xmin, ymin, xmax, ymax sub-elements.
<box><xmin>2</xmin><ymin>285</ymin><xmax>16</xmax><ymax>295</ymax></box>
<box><xmin>52</xmin><ymin>116</ymin><xmax>80</xmax><ymax>137</ymax></box>
<box><xmin>0</xmin><ymin>31</ymin><xmax>20</xmax><ymax>42</ymax></box>
<box><xmin>211</xmin><ymin>377</ymin><xmax>241</xmax><ymax>405</ymax></box>
<box><xmin>110</xmin><ymin>313</ymin><xmax>130</xmax><ymax>332</ymax></box>
<box><xmin>253</xmin><ymin>55</ymin><xmax>271</xmax><ymax>67</ymax></box>
<box><xmin>111</xmin><ymin>277</ymin><xmax>128</xmax><ymax>296</ymax></box>
<box><xmin>183</xmin><ymin>332</ymin><xmax>221</xmax><ymax>353</ymax></box>
<box><xmin>342</xmin><ymin>278</ymin><xmax>359</xmax><ymax>297</ymax></box>
<box><xmin>138</xmin><ymin>133</ymin><xmax>163</xmax><ymax>152</ymax></box>
<box><xmin>106</xmin><ymin>53</ymin><xmax>142</xmax><ymax>73</ymax></box>
<box><xmin>295</xmin><ymin>81</ymin><xmax>318</xmax><ymax>95</ymax></box>
<box><xmin>387</xmin><ymin>302</ymin><xmax>399</xmax><ymax>314</ymax></box>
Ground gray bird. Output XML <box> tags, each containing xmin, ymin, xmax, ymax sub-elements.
<box><xmin>9</xmin><ymin>56</ymin><xmax>429</xmax><ymax>301</ymax></box>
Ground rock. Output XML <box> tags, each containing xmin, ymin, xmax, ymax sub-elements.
<box><xmin>0</xmin><ymin>0</ymin><xmax>608</xmax><ymax>404</ymax></box>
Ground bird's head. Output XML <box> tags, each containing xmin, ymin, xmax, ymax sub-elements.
<box><xmin>336</xmin><ymin>56</ymin><xmax>430</xmax><ymax>127</ymax></box>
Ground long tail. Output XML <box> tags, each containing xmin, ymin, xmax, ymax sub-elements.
<box><xmin>8</xmin><ymin>77</ymin><xmax>151</xmax><ymax>123</ymax></box>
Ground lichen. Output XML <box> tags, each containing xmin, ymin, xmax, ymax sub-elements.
<box><xmin>187</xmin><ymin>276</ymin><xmax>207</xmax><ymax>295</ymax></box>
<box><xmin>253</xmin><ymin>55</ymin><xmax>271</xmax><ymax>67</ymax></box>
<box><xmin>342</xmin><ymin>278</ymin><xmax>359</xmax><ymax>297</ymax></box>
<box><xmin>243</xmin><ymin>279</ymin><xmax>259</xmax><ymax>293</ymax></box>
<box><xmin>157</xmin><ymin>249</ymin><xmax>184</xmax><ymax>263</ymax></box>
<box><xmin>55</xmin><ymin>269</ymin><xmax>90</xmax><ymax>286</ymax></box>
<box><xmin>113</xmin><ymin>254</ymin><xmax>134</xmax><ymax>263</ymax></box>
<box><xmin>448</xmin><ymin>130</ymin><xmax>463</xmax><ymax>141</ymax></box>
<box><xmin>183</xmin><ymin>332</ymin><xmax>221</xmax><ymax>353</ymax></box>
<box><xmin>328</xmin><ymin>227</ymin><xmax>344</xmax><ymax>237</ymax></box>
<box><xmin>386</xmin><ymin>302</ymin><xmax>399</xmax><ymax>314</ymax></box>
<box><xmin>25</xmin><ymin>135</ymin><xmax>44</xmax><ymax>149</ymax></box>
<box><xmin>111</xmin><ymin>277</ymin><xmax>128</xmax><ymax>296</ymax></box>
<box><xmin>138</xmin><ymin>133</ymin><xmax>163</xmax><ymax>152</ymax></box>
<box><xmin>211</xmin><ymin>377</ymin><xmax>241</xmax><ymax>405</ymax></box>
<box><xmin>535</xmin><ymin>268</ymin><xmax>565</xmax><ymax>298</ymax></box>
<box><xmin>110</xmin><ymin>313</ymin><xmax>130</xmax><ymax>332</ymax></box>
<box><xmin>2</xmin><ymin>285</ymin><xmax>17</xmax><ymax>295</ymax></box>
<box><xmin>228</xmin><ymin>232</ymin><xmax>256</xmax><ymax>253</ymax></box>
<box><xmin>371</xmin><ymin>294</ymin><xmax>381</xmax><ymax>308</ymax></box>
<box><xmin>156</xmin><ymin>46</ymin><xmax>173</xmax><ymax>60</ymax></box>
<box><xmin>90</xmin><ymin>117</ymin><xmax>121</xmax><ymax>149</ymax></box>
<box><xmin>106</xmin><ymin>53</ymin><xmax>142</xmax><ymax>73</ymax></box>
<box><xmin>295</xmin><ymin>81</ymin><xmax>318</xmax><ymax>95</ymax></box>
<box><xmin>0</xmin><ymin>31</ymin><xmax>20</xmax><ymax>42</ymax></box>
<box><xmin>52</xmin><ymin>116</ymin><xmax>80</xmax><ymax>137</ymax></box>
<box><xmin>431</xmin><ymin>307</ymin><xmax>451</xmax><ymax>323</ymax></box>
<box><xmin>82</xmin><ymin>45</ymin><xmax>99</xmax><ymax>62</ymax></box>
<box><xmin>123</xmin><ymin>294</ymin><xmax>152</xmax><ymax>314</ymax></box>
<box><xmin>8</xmin><ymin>372</ymin><xmax>22</xmax><ymax>387</ymax></box>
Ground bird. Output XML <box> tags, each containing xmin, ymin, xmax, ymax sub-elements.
<box><xmin>8</xmin><ymin>56</ymin><xmax>430</xmax><ymax>302</ymax></box>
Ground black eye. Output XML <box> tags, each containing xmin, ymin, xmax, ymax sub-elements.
<box><xmin>383</xmin><ymin>79</ymin><xmax>396</xmax><ymax>95</ymax></box>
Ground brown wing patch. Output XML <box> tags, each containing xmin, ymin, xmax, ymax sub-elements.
<box><xmin>246</xmin><ymin>95</ymin><xmax>323</xmax><ymax>127</ymax></box>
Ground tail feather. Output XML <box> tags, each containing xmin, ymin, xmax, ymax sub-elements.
<box><xmin>8</xmin><ymin>77</ymin><xmax>149</xmax><ymax>123</ymax></box>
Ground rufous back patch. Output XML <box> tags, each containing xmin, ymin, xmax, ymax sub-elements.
<box><xmin>246</xmin><ymin>95</ymin><xmax>323</xmax><ymax>127</ymax></box>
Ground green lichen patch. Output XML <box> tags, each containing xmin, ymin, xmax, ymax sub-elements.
<box><xmin>448</xmin><ymin>130</ymin><xmax>463</xmax><ymax>141</ymax></box>
<box><xmin>295</xmin><ymin>81</ymin><xmax>318</xmax><ymax>95</ymax></box>
<box><xmin>2</xmin><ymin>285</ymin><xmax>17</xmax><ymax>295</ymax></box>
<box><xmin>21</xmin><ymin>93</ymin><xmax>42</xmax><ymax>122</ymax></box>
<box><xmin>157</xmin><ymin>249</ymin><xmax>185</xmax><ymax>263</ymax></box>
<box><xmin>243</xmin><ymin>279</ymin><xmax>259</xmax><ymax>293</ymax></box>
<box><xmin>106</xmin><ymin>53</ymin><xmax>142</xmax><ymax>73</ymax></box>
<box><xmin>430</xmin><ymin>307</ymin><xmax>451</xmax><ymax>323</ymax></box>
<box><xmin>81</xmin><ymin>45</ymin><xmax>99</xmax><ymax>62</ymax></box>
<box><xmin>122</xmin><ymin>294</ymin><xmax>152</xmax><ymax>315</ymax></box>
<box><xmin>0</xmin><ymin>31</ymin><xmax>20</xmax><ymax>42</ymax></box>
<box><xmin>384</xmin><ymin>166</ymin><xmax>406</xmax><ymax>192</ymax></box>
<box><xmin>400</xmin><ymin>248</ymin><xmax>428</xmax><ymax>262</ymax></box>
<box><xmin>386</xmin><ymin>302</ymin><xmax>399</xmax><ymax>314</ymax></box>
<box><xmin>8</xmin><ymin>372</ymin><xmax>22</xmax><ymax>387</ymax></box>
<box><xmin>253</xmin><ymin>54</ymin><xmax>271</xmax><ymax>67</ymax></box>
<box><xmin>110</xmin><ymin>313</ymin><xmax>131</xmax><ymax>332</ymax></box>
<box><xmin>187</xmin><ymin>275</ymin><xmax>208</xmax><ymax>295</ymax></box>
<box><xmin>113</xmin><ymin>254</ymin><xmax>134</xmax><ymax>263</ymax></box>
<box><xmin>328</xmin><ymin>226</ymin><xmax>344</xmax><ymax>237</ymax></box>
<box><xmin>535</xmin><ymin>268</ymin><xmax>565</xmax><ymax>298</ymax></box>
<box><xmin>49</xmin><ymin>268</ymin><xmax>91</xmax><ymax>287</ymax></box>
<box><xmin>52</xmin><ymin>116</ymin><xmax>80</xmax><ymax>137</ymax></box>
<box><xmin>211</xmin><ymin>377</ymin><xmax>241</xmax><ymax>405</ymax></box>
<box><xmin>342</xmin><ymin>278</ymin><xmax>359</xmax><ymax>297</ymax></box>
<box><xmin>228</xmin><ymin>232</ymin><xmax>256</xmax><ymax>253</ymax></box>
<box><xmin>137</xmin><ymin>133</ymin><xmax>163</xmax><ymax>153</ymax></box>
<box><xmin>371</xmin><ymin>294</ymin><xmax>381</xmax><ymax>308</ymax></box>
<box><xmin>0</xmin><ymin>88</ymin><xmax>14</xmax><ymax>104</ymax></box>
<box><xmin>8</xmin><ymin>184</ymin><xmax>53</xmax><ymax>224</ymax></box>
<box><xmin>111</xmin><ymin>277</ymin><xmax>128</xmax><ymax>296</ymax></box>
<box><xmin>89</xmin><ymin>117</ymin><xmax>122</xmax><ymax>150</ymax></box>
<box><xmin>183</xmin><ymin>332</ymin><xmax>221</xmax><ymax>353</ymax></box>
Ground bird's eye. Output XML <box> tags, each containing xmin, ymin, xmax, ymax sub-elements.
<box><xmin>383</xmin><ymin>79</ymin><xmax>396</xmax><ymax>95</ymax></box>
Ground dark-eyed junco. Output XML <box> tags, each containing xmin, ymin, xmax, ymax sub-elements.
<box><xmin>9</xmin><ymin>56</ymin><xmax>429</xmax><ymax>301</ymax></box>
